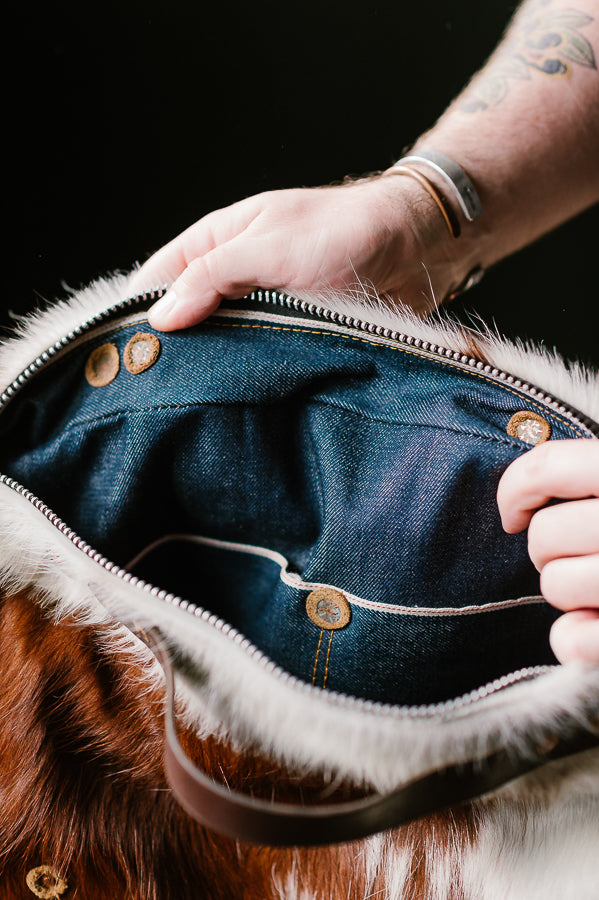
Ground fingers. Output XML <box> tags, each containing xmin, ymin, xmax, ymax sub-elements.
<box><xmin>133</xmin><ymin>197</ymin><xmax>264</xmax><ymax>289</ymax></box>
<box><xmin>497</xmin><ymin>440</ymin><xmax>599</xmax><ymax>664</ymax></box>
<box><xmin>497</xmin><ymin>439</ymin><xmax>599</xmax><ymax>533</ymax></box>
<box><xmin>541</xmin><ymin>553</ymin><xmax>599</xmax><ymax>610</ymax></box>
<box><xmin>550</xmin><ymin>609</ymin><xmax>599</xmax><ymax>663</ymax></box>
<box><xmin>527</xmin><ymin>498</ymin><xmax>599</xmax><ymax>570</ymax></box>
<box><xmin>147</xmin><ymin>234</ymin><xmax>265</xmax><ymax>330</ymax></box>
<box><xmin>128</xmin><ymin>197</ymin><xmax>266</xmax><ymax>329</ymax></box>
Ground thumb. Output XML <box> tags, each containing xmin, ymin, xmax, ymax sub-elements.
<box><xmin>147</xmin><ymin>235</ymin><xmax>262</xmax><ymax>331</ymax></box>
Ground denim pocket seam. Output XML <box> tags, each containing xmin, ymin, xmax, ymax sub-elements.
<box><xmin>307</xmin><ymin>397</ymin><xmax>540</xmax><ymax>453</ymax></box>
<box><xmin>57</xmin><ymin>400</ymin><xmax>552</xmax><ymax>455</ymax></box>
<box><xmin>208</xmin><ymin>320</ymin><xmax>587</xmax><ymax>439</ymax></box>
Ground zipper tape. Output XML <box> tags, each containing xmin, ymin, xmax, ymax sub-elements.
<box><xmin>1</xmin><ymin>290</ymin><xmax>598</xmax><ymax>841</ymax></box>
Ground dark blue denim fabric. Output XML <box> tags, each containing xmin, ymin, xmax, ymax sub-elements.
<box><xmin>0</xmin><ymin>309</ymin><xmax>583</xmax><ymax>705</ymax></box>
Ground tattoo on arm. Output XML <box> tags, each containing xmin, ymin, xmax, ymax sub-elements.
<box><xmin>460</xmin><ymin>0</ymin><xmax>597</xmax><ymax>113</ymax></box>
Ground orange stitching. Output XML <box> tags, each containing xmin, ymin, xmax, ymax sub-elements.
<box><xmin>322</xmin><ymin>631</ymin><xmax>334</xmax><ymax>689</ymax></box>
<box><xmin>108</xmin><ymin>318</ymin><xmax>151</xmax><ymax>334</ymax></box>
<box><xmin>312</xmin><ymin>628</ymin><xmax>324</xmax><ymax>686</ymax></box>
<box><xmin>209</xmin><ymin>320</ymin><xmax>587</xmax><ymax>438</ymax></box>
<box><xmin>71</xmin><ymin>316</ymin><xmax>589</xmax><ymax>440</ymax></box>
<box><xmin>88</xmin><ymin>319</ymin><xmax>152</xmax><ymax>340</ymax></box>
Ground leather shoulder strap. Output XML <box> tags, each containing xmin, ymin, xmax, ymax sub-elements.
<box><xmin>150</xmin><ymin>633</ymin><xmax>599</xmax><ymax>846</ymax></box>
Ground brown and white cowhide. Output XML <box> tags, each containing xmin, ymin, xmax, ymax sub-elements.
<box><xmin>1</xmin><ymin>276</ymin><xmax>598</xmax><ymax>900</ymax></box>
<box><xmin>0</xmin><ymin>588</ymin><xmax>471</xmax><ymax>900</ymax></box>
<box><xmin>1</xmin><ymin>588</ymin><xmax>597</xmax><ymax>900</ymax></box>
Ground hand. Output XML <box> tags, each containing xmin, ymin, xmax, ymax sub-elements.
<box><xmin>497</xmin><ymin>440</ymin><xmax>599</xmax><ymax>663</ymax></box>
<box><xmin>129</xmin><ymin>176</ymin><xmax>476</xmax><ymax>331</ymax></box>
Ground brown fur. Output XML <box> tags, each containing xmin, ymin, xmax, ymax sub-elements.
<box><xmin>0</xmin><ymin>589</ymin><xmax>475</xmax><ymax>900</ymax></box>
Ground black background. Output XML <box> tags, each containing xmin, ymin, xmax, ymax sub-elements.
<box><xmin>14</xmin><ymin>0</ymin><xmax>599</xmax><ymax>368</ymax></box>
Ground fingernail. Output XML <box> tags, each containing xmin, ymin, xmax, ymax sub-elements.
<box><xmin>148</xmin><ymin>291</ymin><xmax>178</xmax><ymax>328</ymax></box>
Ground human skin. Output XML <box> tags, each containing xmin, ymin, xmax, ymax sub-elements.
<box><xmin>497</xmin><ymin>440</ymin><xmax>599</xmax><ymax>664</ymax></box>
<box><xmin>130</xmin><ymin>0</ymin><xmax>599</xmax><ymax>331</ymax></box>
<box><xmin>129</xmin><ymin>0</ymin><xmax>599</xmax><ymax>660</ymax></box>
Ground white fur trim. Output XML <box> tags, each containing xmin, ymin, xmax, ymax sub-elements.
<box><xmin>1</xmin><ymin>479</ymin><xmax>598</xmax><ymax>795</ymax></box>
<box><xmin>1</xmin><ymin>274</ymin><xmax>598</xmax><ymax>900</ymax></box>
<box><xmin>1</xmin><ymin>274</ymin><xmax>598</xmax><ymax>424</ymax></box>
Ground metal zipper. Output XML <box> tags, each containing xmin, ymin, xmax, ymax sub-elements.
<box><xmin>0</xmin><ymin>474</ymin><xmax>552</xmax><ymax>720</ymax></box>
<box><xmin>248</xmin><ymin>289</ymin><xmax>599</xmax><ymax>438</ymax></box>
<box><xmin>0</xmin><ymin>288</ymin><xmax>166</xmax><ymax>407</ymax></box>
<box><xmin>2</xmin><ymin>286</ymin><xmax>594</xmax><ymax>720</ymax></box>
<box><xmin>2</xmin><ymin>287</ymin><xmax>598</xmax><ymax>436</ymax></box>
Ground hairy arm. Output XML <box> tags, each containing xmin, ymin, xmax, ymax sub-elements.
<box><xmin>131</xmin><ymin>0</ymin><xmax>599</xmax><ymax>330</ymax></box>
<box><xmin>414</xmin><ymin>0</ymin><xmax>599</xmax><ymax>282</ymax></box>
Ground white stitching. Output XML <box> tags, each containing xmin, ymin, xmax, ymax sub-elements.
<box><xmin>126</xmin><ymin>533</ymin><xmax>545</xmax><ymax>617</ymax></box>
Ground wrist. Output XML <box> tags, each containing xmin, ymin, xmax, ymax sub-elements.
<box><xmin>408</xmin><ymin>131</ymin><xmax>519</xmax><ymax>271</ymax></box>
<box><xmin>369</xmin><ymin>166</ymin><xmax>484</xmax><ymax>309</ymax></box>
<box><xmin>411</xmin><ymin>99</ymin><xmax>599</xmax><ymax>272</ymax></box>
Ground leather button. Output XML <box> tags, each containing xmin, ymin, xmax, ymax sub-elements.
<box><xmin>84</xmin><ymin>342</ymin><xmax>119</xmax><ymax>386</ymax></box>
<box><xmin>306</xmin><ymin>588</ymin><xmax>351</xmax><ymax>630</ymax></box>
<box><xmin>25</xmin><ymin>865</ymin><xmax>68</xmax><ymax>898</ymax></box>
<box><xmin>123</xmin><ymin>332</ymin><xmax>161</xmax><ymax>374</ymax></box>
<box><xmin>506</xmin><ymin>410</ymin><xmax>552</xmax><ymax>445</ymax></box>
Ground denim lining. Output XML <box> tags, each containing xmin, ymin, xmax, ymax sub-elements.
<box><xmin>57</xmin><ymin>402</ymin><xmax>533</xmax><ymax>453</ymax></box>
<box><xmin>207</xmin><ymin>320</ymin><xmax>586</xmax><ymax>439</ymax></box>
<box><xmin>34</xmin><ymin>316</ymin><xmax>586</xmax><ymax>440</ymax></box>
<box><xmin>0</xmin><ymin>309</ymin><xmax>572</xmax><ymax>704</ymax></box>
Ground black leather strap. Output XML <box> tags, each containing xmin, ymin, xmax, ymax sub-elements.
<box><xmin>151</xmin><ymin>635</ymin><xmax>599</xmax><ymax>846</ymax></box>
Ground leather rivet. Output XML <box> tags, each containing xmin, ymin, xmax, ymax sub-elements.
<box><xmin>84</xmin><ymin>342</ymin><xmax>119</xmax><ymax>387</ymax></box>
<box><xmin>123</xmin><ymin>332</ymin><xmax>161</xmax><ymax>374</ymax></box>
<box><xmin>25</xmin><ymin>865</ymin><xmax>68</xmax><ymax>899</ymax></box>
<box><xmin>506</xmin><ymin>410</ymin><xmax>552</xmax><ymax>445</ymax></box>
<box><xmin>306</xmin><ymin>588</ymin><xmax>351</xmax><ymax>630</ymax></box>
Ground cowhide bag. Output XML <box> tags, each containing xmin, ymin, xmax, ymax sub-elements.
<box><xmin>0</xmin><ymin>273</ymin><xmax>597</xmax><ymax>900</ymax></box>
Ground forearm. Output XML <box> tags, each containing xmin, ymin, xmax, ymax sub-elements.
<box><xmin>137</xmin><ymin>0</ymin><xmax>599</xmax><ymax>329</ymax></box>
<box><xmin>408</xmin><ymin>0</ymin><xmax>599</xmax><ymax>276</ymax></box>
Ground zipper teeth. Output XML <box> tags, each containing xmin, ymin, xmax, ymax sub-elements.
<box><xmin>0</xmin><ymin>286</ymin><xmax>581</xmax><ymax>717</ymax></box>
<box><xmin>0</xmin><ymin>288</ymin><xmax>166</xmax><ymax>407</ymax></box>
<box><xmin>1</xmin><ymin>471</ymin><xmax>554</xmax><ymax>720</ymax></box>
<box><xmin>1</xmin><ymin>286</ymin><xmax>597</xmax><ymax>436</ymax></box>
<box><xmin>250</xmin><ymin>290</ymin><xmax>598</xmax><ymax>436</ymax></box>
